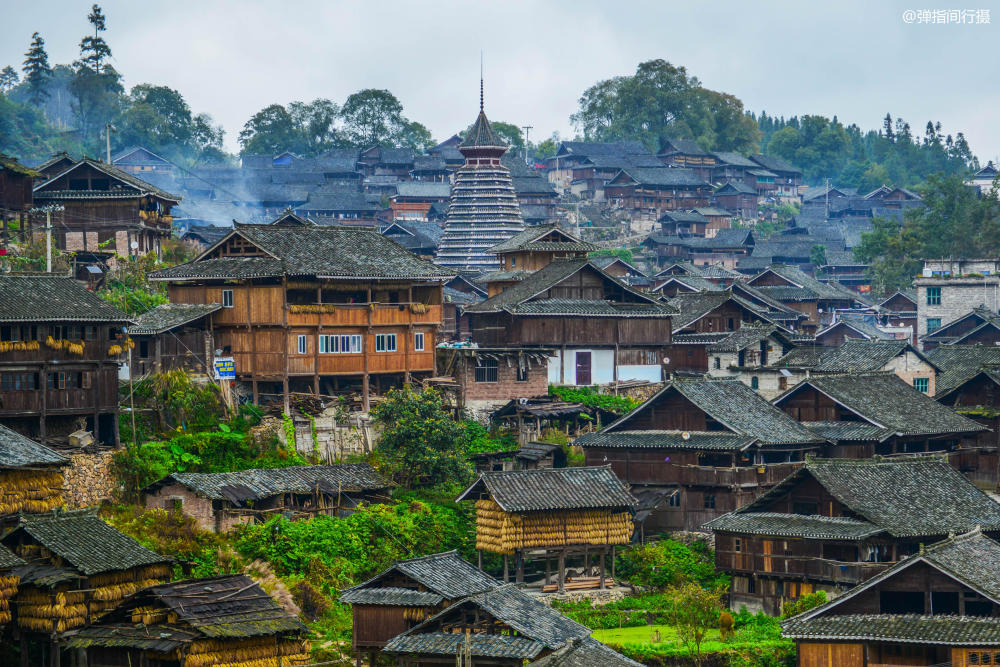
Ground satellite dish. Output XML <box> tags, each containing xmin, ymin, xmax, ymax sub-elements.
<box><xmin>681</xmin><ymin>432</ymin><xmax>691</xmax><ymax>441</ymax></box>
<box><xmin>662</xmin><ymin>357</ymin><xmax>671</xmax><ymax>365</ymax></box>
<box><xmin>518</xmin><ymin>397</ymin><xmax>529</xmax><ymax>405</ymax></box>
<box><xmin>130</xmin><ymin>241</ymin><xmax>139</xmax><ymax>250</ymax></box>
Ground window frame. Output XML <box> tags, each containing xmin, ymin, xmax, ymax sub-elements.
<box><xmin>926</xmin><ymin>317</ymin><xmax>942</xmax><ymax>333</ymax></box>
<box><xmin>926</xmin><ymin>287</ymin><xmax>941</xmax><ymax>306</ymax></box>
<box><xmin>375</xmin><ymin>333</ymin><xmax>397</xmax><ymax>353</ymax></box>
<box><xmin>222</xmin><ymin>289</ymin><xmax>234</xmax><ymax>308</ymax></box>
<box><xmin>414</xmin><ymin>332</ymin><xmax>425</xmax><ymax>351</ymax></box>
<box><xmin>297</xmin><ymin>335</ymin><xmax>307</xmax><ymax>354</ymax></box>
<box><xmin>914</xmin><ymin>377</ymin><xmax>930</xmax><ymax>393</ymax></box>
<box><xmin>474</xmin><ymin>359</ymin><xmax>499</xmax><ymax>383</ymax></box>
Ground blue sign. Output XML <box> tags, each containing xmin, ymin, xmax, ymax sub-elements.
<box><xmin>214</xmin><ymin>357</ymin><xmax>235</xmax><ymax>379</ymax></box>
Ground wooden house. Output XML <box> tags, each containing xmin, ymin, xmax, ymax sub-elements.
<box><xmin>706</xmin><ymin>457</ymin><xmax>1000</xmax><ymax>616</ymax></box>
<box><xmin>457</xmin><ymin>466</ymin><xmax>636</xmax><ymax>590</ymax></box>
<box><xmin>390</xmin><ymin>182</ymin><xmax>451</xmax><ymax>222</ymax></box>
<box><xmin>127</xmin><ymin>303</ymin><xmax>220</xmax><ymax>377</ymax></box>
<box><xmin>656</xmin><ymin>139</ymin><xmax>715</xmax><ymax>180</ymax></box>
<box><xmin>877</xmin><ymin>289</ymin><xmax>918</xmax><ymax>344</ymax></box>
<box><xmin>746</xmin><ymin>265</ymin><xmax>858</xmax><ymax>331</ymax></box>
<box><xmin>604</xmin><ymin>167</ymin><xmax>713</xmax><ymax>222</ymax></box>
<box><xmin>491</xmin><ymin>397</ymin><xmax>618</xmax><ymax>445</ymax></box>
<box><xmin>588</xmin><ymin>256</ymin><xmax>648</xmax><ymax>288</ymax></box>
<box><xmin>658</xmin><ymin>209</ymin><xmax>731</xmax><ymax>238</ymax></box>
<box><xmin>463</xmin><ymin>259</ymin><xmax>674</xmax><ymax>386</ymax></box>
<box><xmin>527</xmin><ymin>637</ymin><xmax>642</xmax><ymax>667</ymax></box>
<box><xmin>442</xmin><ymin>275</ymin><xmax>485</xmax><ymax>340</ymax></box>
<box><xmin>32</xmin><ymin>157</ymin><xmax>180</xmax><ymax>260</ymax></box>
<box><xmin>33</xmin><ymin>153</ymin><xmax>77</xmax><ymax>182</ymax></box>
<box><xmin>470</xmin><ymin>441</ymin><xmax>567</xmax><ymax>472</ymax></box>
<box><xmin>749</xmin><ymin>155</ymin><xmax>802</xmax><ymax>200</ymax></box>
<box><xmin>483</xmin><ymin>225</ymin><xmax>596</xmax><ymax>297</ymax></box>
<box><xmin>111</xmin><ymin>146</ymin><xmax>175</xmax><ymax>178</ymax></box>
<box><xmin>709</xmin><ymin>152</ymin><xmax>759</xmax><ymax>185</ymax></box>
<box><xmin>3</xmin><ymin>508</ymin><xmax>172</xmax><ymax>661</ymax></box>
<box><xmin>150</xmin><ymin>224</ymin><xmax>450</xmax><ymax>409</ymax></box>
<box><xmin>642</xmin><ymin>228</ymin><xmax>754</xmax><ymax>268</ymax></box>
<box><xmin>435</xmin><ymin>346</ymin><xmax>553</xmax><ymax>416</ymax></box>
<box><xmin>410</xmin><ymin>156</ymin><xmax>450</xmax><ymax>182</ymax></box>
<box><xmin>545</xmin><ymin>141</ymin><xmax>651</xmax><ymax>191</ymax></box>
<box><xmin>383</xmin><ymin>584</ymin><xmax>592</xmax><ymax>666</ymax></box>
<box><xmin>295</xmin><ymin>189</ymin><xmax>380</xmax><ymax>225</ymax></box>
<box><xmin>813</xmin><ymin>317</ymin><xmax>893</xmax><ymax>347</ymax></box>
<box><xmin>339</xmin><ymin>550</ymin><xmax>500</xmax><ymax>663</ymax></box>
<box><xmin>651</xmin><ymin>274</ymin><xmax>726</xmax><ymax>299</ymax></box>
<box><xmin>381</xmin><ymin>221</ymin><xmax>443</xmax><ymax>259</ymax></box>
<box><xmin>180</xmin><ymin>224</ymin><xmax>230</xmax><ymax>251</ymax></box>
<box><xmin>808</xmin><ymin>339</ymin><xmax>938</xmax><ymax>394</ymax></box>
<box><xmin>781</xmin><ymin>529</ymin><xmax>1000</xmax><ymax>666</ymax></box>
<box><xmin>921</xmin><ymin>308</ymin><xmax>1000</xmax><ymax>351</ymax></box>
<box><xmin>66</xmin><ymin>574</ymin><xmax>309</xmax><ymax>667</ymax></box>
<box><xmin>0</xmin><ymin>275</ymin><xmax>130</xmax><ymax>446</ymax></box>
<box><xmin>142</xmin><ymin>462</ymin><xmax>394</xmax><ymax>532</ymax></box>
<box><xmin>712</xmin><ymin>181</ymin><xmax>758</xmax><ymax>217</ymax></box>
<box><xmin>0</xmin><ymin>155</ymin><xmax>39</xmax><ymax>243</ymax></box>
<box><xmin>704</xmin><ymin>324</ymin><xmax>799</xmax><ymax>381</ymax></box>
<box><xmin>0</xmin><ymin>424</ymin><xmax>67</xmax><ymax>524</ymax></box>
<box><xmin>576</xmin><ymin>378</ymin><xmax>825</xmax><ymax>532</ymax></box>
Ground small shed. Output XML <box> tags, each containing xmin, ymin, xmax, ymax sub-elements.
<box><xmin>383</xmin><ymin>584</ymin><xmax>591</xmax><ymax>666</ymax></box>
<box><xmin>66</xmin><ymin>574</ymin><xmax>309</xmax><ymax>667</ymax></box>
<box><xmin>0</xmin><ymin>424</ymin><xmax>68</xmax><ymax>521</ymax></box>
<box><xmin>142</xmin><ymin>463</ymin><xmax>395</xmax><ymax>532</ymax></box>
<box><xmin>127</xmin><ymin>302</ymin><xmax>221</xmax><ymax>376</ymax></box>
<box><xmin>491</xmin><ymin>397</ymin><xmax>617</xmax><ymax>444</ymax></box>
<box><xmin>456</xmin><ymin>466</ymin><xmax>637</xmax><ymax>591</ymax></box>
<box><xmin>339</xmin><ymin>550</ymin><xmax>500</xmax><ymax>664</ymax></box>
<box><xmin>2</xmin><ymin>507</ymin><xmax>172</xmax><ymax>659</ymax></box>
<box><xmin>470</xmin><ymin>442</ymin><xmax>566</xmax><ymax>473</ymax></box>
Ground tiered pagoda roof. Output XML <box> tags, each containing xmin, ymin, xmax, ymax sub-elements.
<box><xmin>436</xmin><ymin>93</ymin><xmax>525</xmax><ymax>273</ymax></box>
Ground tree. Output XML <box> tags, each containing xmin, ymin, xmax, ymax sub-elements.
<box><xmin>0</xmin><ymin>66</ymin><xmax>19</xmax><ymax>93</ymax></box>
<box><xmin>809</xmin><ymin>244</ymin><xmax>827</xmax><ymax>268</ymax></box>
<box><xmin>238</xmin><ymin>104</ymin><xmax>299</xmax><ymax>155</ymax></box>
<box><xmin>79</xmin><ymin>5</ymin><xmax>112</xmax><ymax>73</ymax></box>
<box><xmin>70</xmin><ymin>4</ymin><xmax>122</xmax><ymax>143</ymax></box>
<box><xmin>667</xmin><ymin>582</ymin><xmax>727</xmax><ymax>667</ymax></box>
<box><xmin>341</xmin><ymin>88</ymin><xmax>407</xmax><ymax>147</ymax></box>
<box><xmin>369</xmin><ymin>386</ymin><xmax>473</xmax><ymax>489</ymax></box>
<box><xmin>533</xmin><ymin>136</ymin><xmax>558</xmax><ymax>161</ymax></box>
<box><xmin>288</xmin><ymin>98</ymin><xmax>341</xmax><ymax>154</ymax></box>
<box><xmin>400</xmin><ymin>120</ymin><xmax>434</xmax><ymax>151</ymax></box>
<box><xmin>22</xmin><ymin>32</ymin><xmax>52</xmax><ymax>106</ymax></box>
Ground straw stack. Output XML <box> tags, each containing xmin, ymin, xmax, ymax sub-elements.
<box><xmin>0</xmin><ymin>575</ymin><xmax>18</xmax><ymax>624</ymax></box>
<box><xmin>0</xmin><ymin>469</ymin><xmax>64</xmax><ymax>516</ymax></box>
<box><xmin>185</xmin><ymin>637</ymin><xmax>310</xmax><ymax>667</ymax></box>
<box><xmin>475</xmin><ymin>499</ymin><xmax>633</xmax><ymax>554</ymax></box>
<box><xmin>87</xmin><ymin>564</ymin><xmax>171</xmax><ymax>620</ymax></box>
<box><xmin>17</xmin><ymin>585</ymin><xmax>89</xmax><ymax>634</ymax></box>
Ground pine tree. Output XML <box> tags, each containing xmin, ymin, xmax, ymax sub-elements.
<box><xmin>78</xmin><ymin>4</ymin><xmax>112</xmax><ymax>73</ymax></box>
<box><xmin>22</xmin><ymin>32</ymin><xmax>52</xmax><ymax>106</ymax></box>
<box><xmin>0</xmin><ymin>66</ymin><xmax>19</xmax><ymax>92</ymax></box>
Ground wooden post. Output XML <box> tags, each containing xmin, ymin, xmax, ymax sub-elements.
<box><xmin>478</xmin><ymin>550</ymin><xmax>483</xmax><ymax>571</ymax></box>
<box><xmin>611</xmin><ymin>546</ymin><xmax>616</xmax><ymax>582</ymax></box>
<box><xmin>557</xmin><ymin>549</ymin><xmax>566</xmax><ymax>593</ymax></box>
<box><xmin>516</xmin><ymin>550</ymin><xmax>524</xmax><ymax>584</ymax></box>
<box><xmin>600</xmin><ymin>549</ymin><xmax>606</xmax><ymax>589</ymax></box>
<box><xmin>545</xmin><ymin>554</ymin><xmax>551</xmax><ymax>585</ymax></box>
<box><xmin>503</xmin><ymin>554</ymin><xmax>509</xmax><ymax>583</ymax></box>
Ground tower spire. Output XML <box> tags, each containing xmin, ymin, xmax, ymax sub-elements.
<box><xmin>480</xmin><ymin>52</ymin><xmax>484</xmax><ymax>112</ymax></box>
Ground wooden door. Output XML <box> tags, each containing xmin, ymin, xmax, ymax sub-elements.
<box><xmin>762</xmin><ymin>540</ymin><xmax>773</xmax><ymax>573</ymax></box>
<box><xmin>575</xmin><ymin>351</ymin><xmax>592</xmax><ymax>385</ymax></box>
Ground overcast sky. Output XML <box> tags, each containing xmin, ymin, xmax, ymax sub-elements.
<box><xmin>4</xmin><ymin>0</ymin><xmax>999</xmax><ymax>160</ymax></box>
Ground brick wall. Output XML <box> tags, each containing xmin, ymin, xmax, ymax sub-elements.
<box><xmin>459</xmin><ymin>358</ymin><xmax>548</xmax><ymax>402</ymax></box>
<box><xmin>915</xmin><ymin>278</ymin><xmax>1000</xmax><ymax>342</ymax></box>
<box><xmin>143</xmin><ymin>482</ymin><xmax>251</xmax><ymax>533</ymax></box>
<box><xmin>63</xmin><ymin>450</ymin><xmax>118</xmax><ymax>509</ymax></box>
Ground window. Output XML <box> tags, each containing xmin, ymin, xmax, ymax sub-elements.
<box><xmin>668</xmin><ymin>491</ymin><xmax>681</xmax><ymax>507</ymax></box>
<box><xmin>734</xmin><ymin>537</ymin><xmax>742</xmax><ymax>552</ymax></box>
<box><xmin>47</xmin><ymin>372</ymin><xmax>66</xmax><ymax>390</ymax></box>
<box><xmin>778</xmin><ymin>376</ymin><xmax>788</xmax><ymax>391</ymax></box>
<box><xmin>414</xmin><ymin>332</ymin><xmax>425</xmax><ymax>351</ymax></box>
<box><xmin>81</xmin><ymin>372</ymin><xmax>91</xmax><ymax>390</ymax></box>
<box><xmin>926</xmin><ymin>287</ymin><xmax>941</xmax><ymax>305</ymax></box>
<box><xmin>222</xmin><ymin>289</ymin><xmax>234</xmax><ymax>308</ymax></box>
<box><xmin>474</xmin><ymin>359</ymin><xmax>498</xmax><ymax>383</ymax></box>
<box><xmin>750</xmin><ymin>376</ymin><xmax>759</xmax><ymax>390</ymax></box>
<box><xmin>297</xmin><ymin>335</ymin><xmax>307</xmax><ymax>354</ymax></box>
<box><xmin>914</xmin><ymin>377</ymin><xmax>929</xmax><ymax>393</ymax></box>
<box><xmin>319</xmin><ymin>335</ymin><xmax>362</xmax><ymax>354</ymax></box>
<box><xmin>375</xmin><ymin>333</ymin><xmax>397</xmax><ymax>352</ymax></box>
<box><xmin>516</xmin><ymin>365</ymin><xmax>529</xmax><ymax>382</ymax></box>
<box><xmin>713</xmin><ymin>357</ymin><xmax>721</xmax><ymax>370</ymax></box>
<box><xmin>1</xmin><ymin>373</ymin><xmax>37</xmax><ymax>391</ymax></box>
<box><xmin>84</xmin><ymin>326</ymin><xmax>97</xmax><ymax>341</ymax></box>
<box><xmin>926</xmin><ymin>317</ymin><xmax>941</xmax><ymax>333</ymax></box>
<box><xmin>703</xmin><ymin>493</ymin><xmax>716</xmax><ymax>509</ymax></box>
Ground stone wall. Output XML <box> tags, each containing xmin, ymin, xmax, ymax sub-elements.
<box><xmin>62</xmin><ymin>450</ymin><xmax>118</xmax><ymax>509</ymax></box>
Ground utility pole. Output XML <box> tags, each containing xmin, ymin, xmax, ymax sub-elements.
<box><xmin>825</xmin><ymin>177</ymin><xmax>830</xmax><ymax>220</ymax></box>
<box><xmin>521</xmin><ymin>125</ymin><xmax>533</xmax><ymax>165</ymax></box>
<box><xmin>105</xmin><ymin>123</ymin><xmax>115</xmax><ymax>163</ymax></box>
<box><xmin>29</xmin><ymin>205</ymin><xmax>63</xmax><ymax>272</ymax></box>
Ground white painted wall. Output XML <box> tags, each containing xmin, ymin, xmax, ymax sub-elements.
<box><xmin>618</xmin><ymin>364</ymin><xmax>662</xmax><ymax>382</ymax></box>
<box><xmin>547</xmin><ymin>349</ymin><xmax>657</xmax><ymax>385</ymax></box>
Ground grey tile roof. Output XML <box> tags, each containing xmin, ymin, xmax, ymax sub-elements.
<box><xmin>507</xmin><ymin>298</ymin><xmax>672</xmax><ymax>318</ymax></box>
<box><xmin>750</xmin><ymin>154</ymin><xmax>801</xmax><ymax>175</ymax></box>
<box><xmin>749</xmin><ymin>265</ymin><xmax>850</xmax><ymax>300</ymax></box>
<box><xmin>151</xmin><ymin>225</ymin><xmax>451</xmax><ymax>282</ymax></box>
<box><xmin>782</xmin><ymin>614</ymin><xmax>1000</xmax><ymax>645</ymax></box>
<box><xmin>927</xmin><ymin>344</ymin><xmax>1000</xmax><ymax>396</ymax></box>
<box><xmin>558</xmin><ymin>141</ymin><xmax>651</xmax><ymax>158</ymax></box>
<box><xmin>456</xmin><ymin>465</ymin><xmax>638</xmax><ymax>512</ymax></box>
<box><xmin>182</xmin><ymin>225</ymin><xmax>231</xmax><ymax>245</ymax></box>
<box><xmin>512</xmin><ymin>176</ymin><xmax>557</xmax><ymax>195</ymax></box>
<box><xmin>394</xmin><ymin>182</ymin><xmax>452</xmax><ymax>198</ymax></box>
<box><xmin>667</xmin><ymin>291</ymin><xmax>741</xmax><ymax>331</ymax></box>
<box><xmin>704</xmin><ymin>512</ymin><xmax>882</xmax><ymax>540</ymax></box>
<box><xmin>487</xmin><ymin>225</ymin><xmax>595</xmax><ymax>254</ymax></box>
<box><xmin>0</xmin><ymin>543</ymin><xmax>24</xmax><ymax>570</ymax></box>
<box><xmin>800</xmin><ymin>421</ymin><xmax>891</xmax><ymax>442</ymax></box>
<box><xmin>157</xmin><ymin>463</ymin><xmax>393</xmax><ymax>501</ymax></box>
<box><xmin>706</xmin><ymin>324</ymin><xmax>777</xmax><ymax>352</ymax></box>
<box><xmin>745</xmin><ymin>458</ymin><xmax>1000</xmax><ymax>538</ymax></box>
<box><xmin>711</xmin><ymin>152</ymin><xmax>758</xmax><ymax>167</ymax></box>
<box><xmin>655</xmin><ymin>275</ymin><xmax>726</xmax><ymax>293</ymax></box>
<box><xmin>769</xmin><ymin>346</ymin><xmax>827</xmax><ymax>368</ymax></box>
<box><xmin>817</xmin><ymin>318</ymin><xmax>894</xmax><ymax>342</ymax></box>
<box><xmin>461</xmin><ymin>111</ymin><xmax>507</xmax><ymax>149</ymax></box>
<box><xmin>617</xmin><ymin>167</ymin><xmax>708</xmax><ymax>187</ymax></box>
<box><xmin>659</xmin><ymin>138</ymin><xmax>708</xmax><ymax>157</ymax></box>
<box><xmin>659</xmin><ymin>210</ymin><xmax>709</xmax><ymax>224</ymax></box>
<box><xmin>338</xmin><ymin>586</ymin><xmax>443</xmax><ymax>606</ymax></box>
<box><xmin>528</xmin><ymin>637</ymin><xmax>643</xmax><ymax>667</ymax></box>
<box><xmin>0</xmin><ymin>424</ymin><xmax>68</xmax><ymax>468</ymax></box>
<box><xmin>128</xmin><ymin>303</ymin><xmax>222</xmax><ymax>335</ymax></box>
<box><xmin>4</xmin><ymin>508</ymin><xmax>171</xmax><ymax>576</ymax></box>
<box><xmin>812</xmin><ymin>340</ymin><xmax>921</xmax><ymax>373</ymax></box>
<box><xmin>341</xmin><ymin>550</ymin><xmax>499</xmax><ymax>602</ymax></box>
<box><xmin>385</xmin><ymin>632</ymin><xmax>545</xmax><ymax>659</ymax></box>
<box><xmin>402</xmin><ymin>584</ymin><xmax>591</xmax><ymax>650</ymax></box>
<box><xmin>35</xmin><ymin>157</ymin><xmax>181</xmax><ymax>202</ymax></box>
<box><xmin>606</xmin><ymin>379</ymin><xmax>825</xmax><ymax>446</ymax></box>
<box><xmin>576</xmin><ymin>430</ymin><xmax>756</xmax><ymax>451</ymax></box>
<box><xmin>715</xmin><ymin>180</ymin><xmax>756</xmax><ymax>195</ymax></box>
<box><xmin>783</xmin><ymin>373</ymin><xmax>986</xmax><ymax>436</ymax></box>
<box><xmin>0</xmin><ymin>275</ymin><xmax>131</xmax><ymax>323</ymax></box>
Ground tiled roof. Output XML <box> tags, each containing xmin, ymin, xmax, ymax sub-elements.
<box><xmin>507</xmin><ymin>298</ymin><xmax>672</xmax><ymax>318</ymax></box>
<box><xmin>706</xmin><ymin>324</ymin><xmax>777</xmax><ymax>352</ymax></box>
<box><xmin>782</xmin><ymin>614</ymin><xmax>1000</xmax><ymax>645</ymax></box>
<box><xmin>927</xmin><ymin>344</ymin><xmax>1000</xmax><ymax>396</ymax></box>
<box><xmin>341</xmin><ymin>550</ymin><xmax>499</xmax><ymax>603</ymax></box>
<box><xmin>528</xmin><ymin>637</ymin><xmax>643</xmax><ymax>667</ymax></box>
<box><xmin>704</xmin><ymin>512</ymin><xmax>882</xmax><ymax>540</ymax></box>
<box><xmin>770</xmin><ymin>346</ymin><xmax>827</xmax><ymax>368</ymax></box>
<box><xmin>487</xmin><ymin>225</ymin><xmax>594</xmax><ymax>254</ymax></box>
<box><xmin>456</xmin><ymin>466</ymin><xmax>637</xmax><ymax>512</ymax></box>
<box><xmin>801</xmin><ymin>421</ymin><xmax>890</xmax><ymax>442</ymax></box>
<box><xmin>385</xmin><ymin>632</ymin><xmax>544</xmax><ymax>659</ymax></box>
<box><xmin>606</xmin><ymin>379</ymin><xmax>825</xmax><ymax>446</ymax></box>
<box><xmin>817</xmin><ymin>318</ymin><xmax>893</xmax><ymax>342</ymax></box>
<box><xmin>711</xmin><ymin>151</ymin><xmax>758</xmax><ymax>167</ymax></box>
<box><xmin>182</xmin><ymin>225</ymin><xmax>231</xmax><ymax>245</ymax></box>
<box><xmin>750</xmin><ymin>154</ymin><xmax>801</xmax><ymax>175</ymax></box>
<box><xmin>0</xmin><ymin>543</ymin><xmax>24</xmax><ymax>570</ymax></box>
<box><xmin>4</xmin><ymin>508</ymin><xmax>171</xmax><ymax>576</ymax></box>
<box><xmin>35</xmin><ymin>157</ymin><xmax>181</xmax><ymax>202</ymax></box>
<box><xmin>715</xmin><ymin>180</ymin><xmax>756</xmax><ymax>194</ymax></box>
<box><xmin>659</xmin><ymin>210</ymin><xmax>709</xmax><ymax>224</ymax></box>
<box><xmin>0</xmin><ymin>275</ymin><xmax>130</xmax><ymax>323</ymax></box>
<box><xmin>338</xmin><ymin>586</ymin><xmax>443</xmax><ymax>606</ymax></box>
<box><xmin>0</xmin><ymin>424</ymin><xmax>68</xmax><ymax>468</ymax></box>
<box><xmin>812</xmin><ymin>339</ymin><xmax>922</xmax><ymax>373</ymax></box>
<box><xmin>749</xmin><ymin>265</ymin><xmax>849</xmax><ymax>300</ymax></box>
<box><xmin>151</xmin><ymin>225</ymin><xmax>451</xmax><ymax>282</ymax></box>
<box><xmin>655</xmin><ymin>275</ymin><xmax>725</xmax><ymax>293</ymax></box>
<box><xmin>576</xmin><ymin>430</ymin><xmax>756</xmax><ymax>451</ymax></box>
<box><xmin>659</xmin><ymin>138</ymin><xmax>708</xmax><ymax>157</ymax></box>
<box><xmin>667</xmin><ymin>291</ymin><xmax>740</xmax><ymax>331</ymax></box>
<box><xmin>617</xmin><ymin>167</ymin><xmax>708</xmax><ymax>187</ymax></box>
<box><xmin>512</xmin><ymin>176</ymin><xmax>557</xmax><ymax>195</ymax></box>
<box><xmin>785</xmin><ymin>373</ymin><xmax>985</xmax><ymax>436</ymax></box>
<box><xmin>405</xmin><ymin>584</ymin><xmax>590</xmax><ymax>649</ymax></box>
<box><xmin>558</xmin><ymin>141</ymin><xmax>650</xmax><ymax>158</ymax></box>
<box><xmin>128</xmin><ymin>303</ymin><xmax>221</xmax><ymax>335</ymax></box>
<box><xmin>157</xmin><ymin>463</ymin><xmax>393</xmax><ymax>501</ymax></box>
<box><xmin>461</xmin><ymin>111</ymin><xmax>507</xmax><ymax>149</ymax></box>
<box><xmin>394</xmin><ymin>182</ymin><xmax>452</xmax><ymax>198</ymax></box>
<box><xmin>745</xmin><ymin>458</ymin><xmax>1000</xmax><ymax>538</ymax></box>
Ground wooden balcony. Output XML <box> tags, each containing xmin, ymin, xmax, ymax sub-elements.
<box><xmin>286</xmin><ymin>303</ymin><xmax>442</xmax><ymax>328</ymax></box>
<box><xmin>661</xmin><ymin>462</ymin><xmax>802</xmax><ymax>488</ymax></box>
<box><xmin>720</xmin><ymin>552</ymin><xmax>890</xmax><ymax>586</ymax></box>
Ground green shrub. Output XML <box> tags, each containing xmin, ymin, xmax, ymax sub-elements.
<box><xmin>548</xmin><ymin>384</ymin><xmax>641</xmax><ymax>415</ymax></box>
<box><xmin>615</xmin><ymin>539</ymin><xmax>729</xmax><ymax>590</ymax></box>
<box><xmin>780</xmin><ymin>591</ymin><xmax>827</xmax><ymax>619</ymax></box>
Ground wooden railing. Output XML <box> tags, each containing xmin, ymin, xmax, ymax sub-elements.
<box><xmin>720</xmin><ymin>552</ymin><xmax>890</xmax><ymax>585</ymax></box>
<box><xmin>286</xmin><ymin>304</ymin><xmax>442</xmax><ymax>328</ymax></box>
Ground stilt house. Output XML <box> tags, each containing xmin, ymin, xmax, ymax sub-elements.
<box><xmin>456</xmin><ymin>466</ymin><xmax>637</xmax><ymax>591</ymax></box>
<box><xmin>66</xmin><ymin>574</ymin><xmax>309</xmax><ymax>667</ymax></box>
<box><xmin>0</xmin><ymin>424</ymin><xmax>67</xmax><ymax>522</ymax></box>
